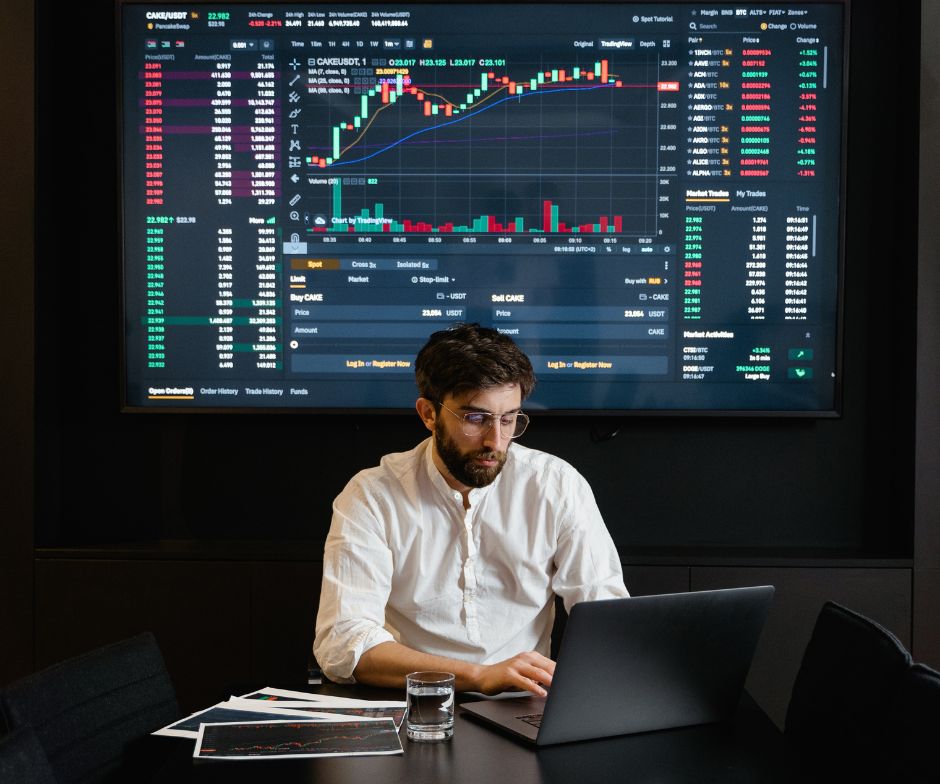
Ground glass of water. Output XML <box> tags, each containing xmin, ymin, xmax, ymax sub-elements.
<box><xmin>405</xmin><ymin>671</ymin><xmax>455</xmax><ymax>741</ymax></box>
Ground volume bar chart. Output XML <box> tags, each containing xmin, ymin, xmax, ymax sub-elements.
<box><xmin>316</xmin><ymin>178</ymin><xmax>627</xmax><ymax>234</ymax></box>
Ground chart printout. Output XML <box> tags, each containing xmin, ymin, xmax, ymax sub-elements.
<box><xmin>122</xmin><ymin>3</ymin><xmax>844</xmax><ymax>412</ymax></box>
<box><xmin>193</xmin><ymin>719</ymin><xmax>403</xmax><ymax>759</ymax></box>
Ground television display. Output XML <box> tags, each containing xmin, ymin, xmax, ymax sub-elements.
<box><xmin>120</xmin><ymin>1</ymin><xmax>846</xmax><ymax>413</ymax></box>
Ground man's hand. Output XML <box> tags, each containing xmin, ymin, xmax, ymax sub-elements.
<box><xmin>474</xmin><ymin>651</ymin><xmax>555</xmax><ymax>697</ymax></box>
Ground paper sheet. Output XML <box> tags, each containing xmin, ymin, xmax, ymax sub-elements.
<box><xmin>193</xmin><ymin>718</ymin><xmax>403</xmax><ymax>760</ymax></box>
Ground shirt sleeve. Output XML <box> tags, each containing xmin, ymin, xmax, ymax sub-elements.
<box><xmin>551</xmin><ymin>467</ymin><xmax>629</xmax><ymax>612</ymax></box>
<box><xmin>313</xmin><ymin>487</ymin><xmax>397</xmax><ymax>683</ymax></box>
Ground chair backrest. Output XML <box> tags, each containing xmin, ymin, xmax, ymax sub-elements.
<box><xmin>785</xmin><ymin>601</ymin><xmax>912</xmax><ymax>776</ymax></box>
<box><xmin>885</xmin><ymin>662</ymin><xmax>940</xmax><ymax>783</ymax></box>
<box><xmin>0</xmin><ymin>726</ymin><xmax>58</xmax><ymax>784</ymax></box>
<box><xmin>0</xmin><ymin>632</ymin><xmax>179</xmax><ymax>784</ymax></box>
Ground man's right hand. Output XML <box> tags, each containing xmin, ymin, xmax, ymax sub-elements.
<box><xmin>474</xmin><ymin>651</ymin><xmax>555</xmax><ymax>697</ymax></box>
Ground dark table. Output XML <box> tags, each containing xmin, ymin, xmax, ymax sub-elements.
<box><xmin>146</xmin><ymin>684</ymin><xmax>797</xmax><ymax>783</ymax></box>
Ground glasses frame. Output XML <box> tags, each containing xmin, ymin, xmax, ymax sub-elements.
<box><xmin>437</xmin><ymin>401</ymin><xmax>530</xmax><ymax>439</ymax></box>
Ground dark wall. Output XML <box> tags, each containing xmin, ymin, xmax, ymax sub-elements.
<box><xmin>914</xmin><ymin>0</ymin><xmax>940</xmax><ymax>665</ymax></box>
<box><xmin>34</xmin><ymin>0</ymin><xmax>919</xmax><ymax>558</ymax></box>
<box><xmin>0</xmin><ymin>0</ymin><xmax>35</xmax><ymax>685</ymax></box>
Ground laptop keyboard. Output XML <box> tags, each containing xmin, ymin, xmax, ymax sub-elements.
<box><xmin>516</xmin><ymin>713</ymin><xmax>544</xmax><ymax>728</ymax></box>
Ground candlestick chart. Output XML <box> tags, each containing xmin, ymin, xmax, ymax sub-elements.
<box><xmin>299</xmin><ymin>52</ymin><xmax>667</xmax><ymax>236</ymax></box>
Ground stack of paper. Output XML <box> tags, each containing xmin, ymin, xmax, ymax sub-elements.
<box><xmin>154</xmin><ymin>687</ymin><xmax>406</xmax><ymax>760</ymax></box>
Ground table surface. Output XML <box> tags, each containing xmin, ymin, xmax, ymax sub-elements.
<box><xmin>143</xmin><ymin>684</ymin><xmax>799</xmax><ymax>784</ymax></box>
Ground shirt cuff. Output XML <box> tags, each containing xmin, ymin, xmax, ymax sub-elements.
<box><xmin>318</xmin><ymin>623</ymin><xmax>396</xmax><ymax>683</ymax></box>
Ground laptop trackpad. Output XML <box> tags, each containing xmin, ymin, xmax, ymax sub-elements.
<box><xmin>461</xmin><ymin>695</ymin><xmax>547</xmax><ymax>741</ymax></box>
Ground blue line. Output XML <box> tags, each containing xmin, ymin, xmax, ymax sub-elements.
<box><xmin>328</xmin><ymin>83</ymin><xmax>617</xmax><ymax>168</ymax></box>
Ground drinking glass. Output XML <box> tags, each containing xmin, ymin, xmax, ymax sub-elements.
<box><xmin>405</xmin><ymin>671</ymin><xmax>455</xmax><ymax>741</ymax></box>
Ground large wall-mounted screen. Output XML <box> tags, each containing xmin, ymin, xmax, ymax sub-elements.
<box><xmin>121</xmin><ymin>2</ymin><xmax>845</xmax><ymax>413</ymax></box>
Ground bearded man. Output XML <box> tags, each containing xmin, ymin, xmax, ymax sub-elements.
<box><xmin>314</xmin><ymin>324</ymin><xmax>627</xmax><ymax>694</ymax></box>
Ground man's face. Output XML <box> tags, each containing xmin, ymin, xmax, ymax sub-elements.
<box><xmin>431</xmin><ymin>384</ymin><xmax>522</xmax><ymax>491</ymax></box>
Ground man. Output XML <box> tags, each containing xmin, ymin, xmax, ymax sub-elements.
<box><xmin>314</xmin><ymin>324</ymin><xmax>627</xmax><ymax>695</ymax></box>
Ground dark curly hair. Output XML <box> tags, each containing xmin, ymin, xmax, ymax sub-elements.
<box><xmin>415</xmin><ymin>323</ymin><xmax>536</xmax><ymax>404</ymax></box>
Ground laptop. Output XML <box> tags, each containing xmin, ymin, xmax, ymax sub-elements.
<box><xmin>460</xmin><ymin>585</ymin><xmax>774</xmax><ymax>746</ymax></box>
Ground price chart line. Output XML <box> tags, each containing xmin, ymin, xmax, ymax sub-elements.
<box><xmin>310</xmin><ymin>57</ymin><xmax>647</xmax><ymax>167</ymax></box>
<box><xmin>322</xmin><ymin>82</ymin><xmax>622</xmax><ymax>168</ymax></box>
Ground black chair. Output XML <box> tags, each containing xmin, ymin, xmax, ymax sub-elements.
<box><xmin>0</xmin><ymin>726</ymin><xmax>58</xmax><ymax>784</ymax></box>
<box><xmin>885</xmin><ymin>662</ymin><xmax>940</xmax><ymax>783</ymax></box>
<box><xmin>785</xmin><ymin>601</ymin><xmax>912</xmax><ymax>780</ymax></box>
<box><xmin>0</xmin><ymin>632</ymin><xmax>180</xmax><ymax>784</ymax></box>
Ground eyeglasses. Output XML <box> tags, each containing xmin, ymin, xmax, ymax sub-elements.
<box><xmin>438</xmin><ymin>402</ymin><xmax>530</xmax><ymax>439</ymax></box>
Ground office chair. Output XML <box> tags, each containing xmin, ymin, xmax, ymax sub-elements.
<box><xmin>0</xmin><ymin>632</ymin><xmax>180</xmax><ymax>784</ymax></box>
<box><xmin>0</xmin><ymin>726</ymin><xmax>58</xmax><ymax>783</ymax></box>
<box><xmin>885</xmin><ymin>662</ymin><xmax>940</xmax><ymax>783</ymax></box>
<box><xmin>784</xmin><ymin>601</ymin><xmax>912</xmax><ymax>779</ymax></box>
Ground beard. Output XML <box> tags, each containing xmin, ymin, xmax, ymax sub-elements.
<box><xmin>434</xmin><ymin>425</ymin><xmax>508</xmax><ymax>488</ymax></box>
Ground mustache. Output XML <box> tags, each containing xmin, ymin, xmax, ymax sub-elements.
<box><xmin>470</xmin><ymin>450</ymin><xmax>505</xmax><ymax>461</ymax></box>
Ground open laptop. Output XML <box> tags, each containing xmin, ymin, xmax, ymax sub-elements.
<box><xmin>460</xmin><ymin>585</ymin><xmax>774</xmax><ymax>746</ymax></box>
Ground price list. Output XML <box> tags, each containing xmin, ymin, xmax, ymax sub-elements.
<box><xmin>129</xmin><ymin>42</ymin><xmax>284</xmax><ymax>380</ymax></box>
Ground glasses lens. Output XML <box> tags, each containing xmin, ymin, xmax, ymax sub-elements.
<box><xmin>510</xmin><ymin>413</ymin><xmax>529</xmax><ymax>438</ymax></box>
<box><xmin>457</xmin><ymin>411</ymin><xmax>529</xmax><ymax>438</ymax></box>
<box><xmin>461</xmin><ymin>412</ymin><xmax>488</xmax><ymax>437</ymax></box>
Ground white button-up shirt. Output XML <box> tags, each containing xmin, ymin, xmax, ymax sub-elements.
<box><xmin>314</xmin><ymin>437</ymin><xmax>628</xmax><ymax>683</ymax></box>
